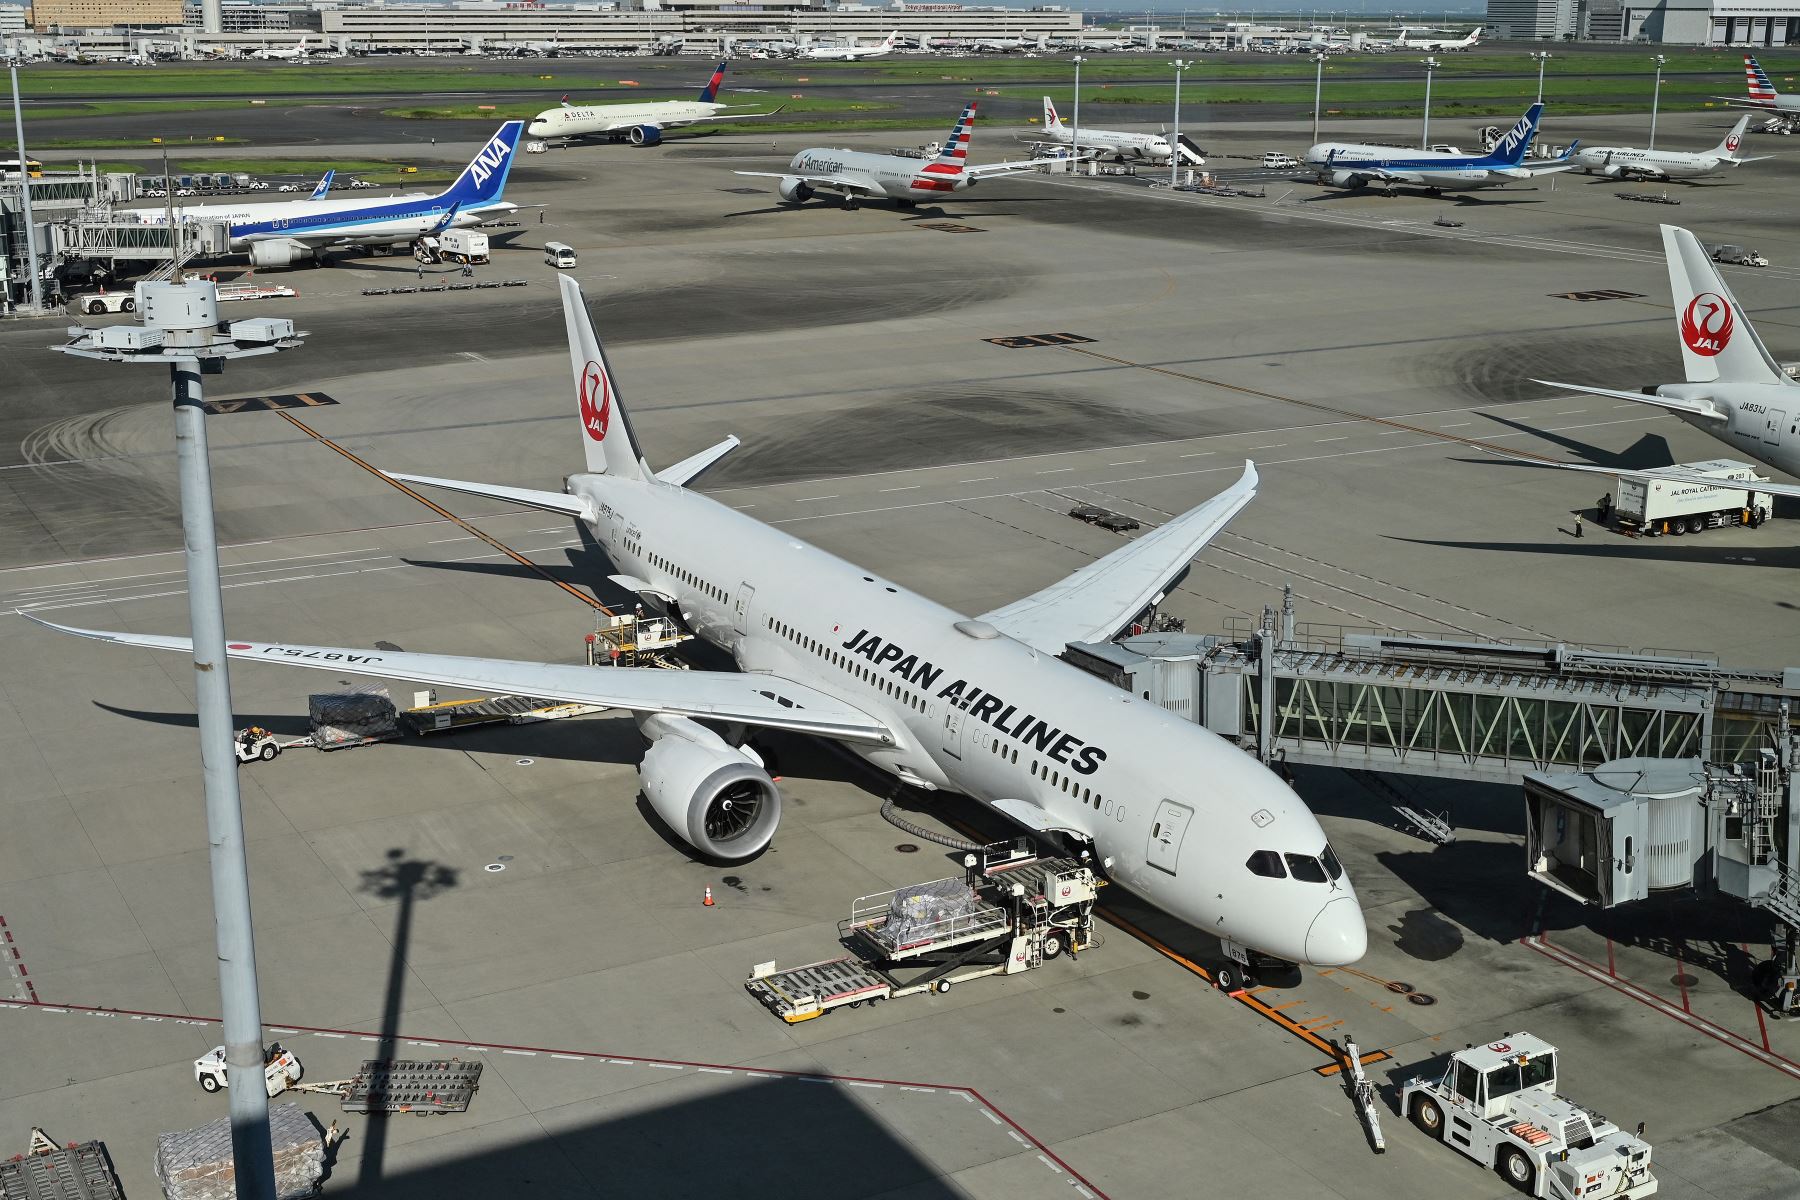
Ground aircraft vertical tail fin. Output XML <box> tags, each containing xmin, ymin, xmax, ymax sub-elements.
<box><xmin>930</xmin><ymin>100</ymin><xmax>975</xmax><ymax>171</ymax></box>
<box><xmin>437</xmin><ymin>120</ymin><xmax>524</xmax><ymax>208</ymax></box>
<box><xmin>1714</xmin><ymin>114</ymin><xmax>1752</xmax><ymax>159</ymax></box>
<box><xmin>560</xmin><ymin>275</ymin><xmax>648</xmax><ymax>479</ymax></box>
<box><xmin>697</xmin><ymin>59</ymin><xmax>728</xmax><ymax>103</ymax></box>
<box><xmin>1662</xmin><ymin>224</ymin><xmax>1787</xmax><ymax>386</ymax></box>
<box><xmin>1042</xmin><ymin>95</ymin><xmax>1065</xmax><ymax>131</ymax></box>
<box><xmin>1746</xmin><ymin>53</ymin><xmax>1780</xmax><ymax>104</ymax></box>
<box><xmin>1478</xmin><ymin>103</ymin><xmax>1543</xmax><ymax>166</ymax></box>
<box><xmin>309</xmin><ymin>169</ymin><xmax>334</xmax><ymax>200</ymax></box>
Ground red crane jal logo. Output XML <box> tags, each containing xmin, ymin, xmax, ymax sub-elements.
<box><xmin>1680</xmin><ymin>293</ymin><xmax>1734</xmax><ymax>357</ymax></box>
<box><xmin>579</xmin><ymin>359</ymin><xmax>611</xmax><ymax>442</ymax></box>
<box><xmin>1725</xmin><ymin>132</ymin><xmax>1741</xmax><ymax>152</ymax></box>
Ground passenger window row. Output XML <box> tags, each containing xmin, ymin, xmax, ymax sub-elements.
<box><xmin>1246</xmin><ymin>845</ymin><xmax>1345</xmax><ymax>883</ymax></box>
<box><xmin>1009</xmin><ymin>742</ymin><xmax>1104</xmax><ymax>811</ymax></box>
<box><xmin>765</xmin><ymin>617</ymin><xmax>928</xmax><ymax>714</ymax></box>
<box><xmin>649</xmin><ymin>553</ymin><xmax>728</xmax><ymax>604</ymax></box>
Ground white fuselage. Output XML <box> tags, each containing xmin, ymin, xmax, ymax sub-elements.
<box><xmin>1306</xmin><ymin>142</ymin><xmax>1514</xmax><ymax>191</ymax></box>
<box><xmin>1044</xmin><ymin>124</ymin><xmax>1171</xmax><ymax>161</ymax></box>
<box><xmin>1576</xmin><ymin>145</ymin><xmax>1733</xmax><ymax>181</ymax></box>
<box><xmin>801</xmin><ymin>42</ymin><xmax>891</xmax><ymax>60</ymax></box>
<box><xmin>145</xmin><ymin>191</ymin><xmax>509</xmax><ymax>249</ymax></box>
<box><xmin>569</xmin><ymin>469</ymin><xmax>1367</xmax><ymax>967</ymax></box>
<box><xmin>1654</xmin><ymin>382</ymin><xmax>1800</xmax><ymax>478</ymax></box>
<box><xmin>788</xmin><ymin>148</ymin><xmax>971</xmax><ymax>199</ymax></box>
<box><xmin>528</xmin><ymin>100</ymin><xmax>725</xmax><ymax>140</ymax></box>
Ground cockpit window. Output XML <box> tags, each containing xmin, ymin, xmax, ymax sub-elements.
<box><xmin>1321</xmin><ymin>845</ymin><xmax>1344</xmax><ymax>881</ymax></box>
<box><xmin>1246</xmin><ymin>850</ymin><xmax>1286</xmax><ymax>878</ymax></box>
<box><xmin>1285</xmin><ymin>853</ymin><xmax>1328</xmax><ymax>883</ymax></box>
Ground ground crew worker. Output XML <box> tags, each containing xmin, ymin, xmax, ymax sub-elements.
<box><xmin>1574</xmin><ymin>514</ymin><xmax>1583</xmax><ymax>538</ymax></box>
<box><xmin>1598</xmin><ymin>492</ymin><xmax>1611</xmax><ymax>523</ymax></box>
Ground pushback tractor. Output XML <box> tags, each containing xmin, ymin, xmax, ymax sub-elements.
<box><xmin>1401</xmin><ymin>1033</ymin><xmax>1656</xmax><ymax>1198</ymax></box>
<box><xmin>746</xmin><ymin>840</ymin><xmax>1098</xmax><ymax>1023</ymax></box>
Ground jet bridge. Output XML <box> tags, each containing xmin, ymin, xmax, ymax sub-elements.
<box><xmin>1065</xmin><ymin>588</ymin><xmax>1800</xmax><ymax>786</ymax></box>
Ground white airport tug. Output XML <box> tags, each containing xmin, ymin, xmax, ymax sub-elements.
<box><xmin>1401</xmin><ymin>1033</ymin><xmax>1656</xmax><ymax>1198</ymax></box>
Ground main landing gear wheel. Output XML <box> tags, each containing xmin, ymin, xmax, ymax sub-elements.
<box><xmin>1497</xmin><ymin>1145</ymin><xmax>1535</xmax><ymax>1192</ymax></box>
<box><xmin>1411</xmin><ymin>1096</ymin><xmax>1444</xmax><ymax>1140</ymax></box>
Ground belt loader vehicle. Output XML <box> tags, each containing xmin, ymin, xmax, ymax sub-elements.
<box><xmin>747</xmin><ymin>841</ymin><xmax>1097</xmax><ymax>1023</ymax></box>
<box><xmin>1402</xmin><ymin>1033</ymin><xmax>1656</xmax><ymax>1198</ymax></box>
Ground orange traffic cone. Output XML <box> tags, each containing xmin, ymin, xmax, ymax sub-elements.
<box><xmin>703</xmin><ymin>886</ymin><xmax>715</xmax><ymax>907</ymax></box>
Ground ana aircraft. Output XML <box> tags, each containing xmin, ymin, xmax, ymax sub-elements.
<box><xmin>1388</xmin><ymin>26</ymin><xmax>1481</xmax><ymax>50</ymax></box>
<box><xmin>1522</xmin><ymin>224</ymin><xmax>1800</xmax><ymax>501</ymax></box>
<box><xmin>800</xmin><ymin>31</ymin><xmax>896</xmax><ymax>60</ymax></box>
<box><xmin>1307</xmin><ymin>103</ymin><xmax>1572</xmax><ymax>194</ymax></box>
<box><xmin>526</xmin><ymin>60</ymin><xmax>780</xmax><ymax>147</ymax></box>
<box><xmin>1574</xmin><ymin>115</ymin><xmax>1768</xmax><ymax>181</ymax></box>
<box><xmin>1715</xmin><ymin>53</ymin><xmax>1800</xmax><ymax>128</ymax></box>
<box><xmin>1036</xmin><ymin>97</ymin><xmax>1194</xmax><ymax>164</ymax></box>
<box><xmin>159</xmin><ymin>121</ymin><xmax>523</xmax><ymax>268</ymax></box>
<box><xmin>34</xmin><ymin>275</ymin><xmax>1367</xmax><ymax>978</ymax></box>
<box><xmin>308</xmin><ymin>170</ymin><xmax>334</xmax><ymax>201</ymax></box>
<box><xmin>736</xmin><ymin>100</ymin><xmax>1045</xmax><ymax>210</ymax></box>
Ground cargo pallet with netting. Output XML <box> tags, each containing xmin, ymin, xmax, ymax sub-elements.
<box><xmin>746</xmin><ymin>839</ymin><xmax>1099</xmax><ymax>1023</ymax></box>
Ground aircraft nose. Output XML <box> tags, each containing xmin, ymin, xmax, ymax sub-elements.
<box><xmin>1304</xmin><ymin>897</ymin><xmax>1367</xmax><ymax>966</ymax></box>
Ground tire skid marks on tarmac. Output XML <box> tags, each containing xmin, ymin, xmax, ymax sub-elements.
<box><xmin>0</xmin><ymin>1000</ymin><xmax>1105</xmax><ymax>1199</ymax></box>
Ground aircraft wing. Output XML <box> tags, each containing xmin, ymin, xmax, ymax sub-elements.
<box><xmin>27</xmin><ymin>618</ymin><xmax>895</xmax><ymax>744</ymax></box>
<box><xmin>1482</xmin><ymin>452</ymin><xmax>1800</xmax><ymax>501</ymax></box>
<box><xmin>977</xmin><ymin>461</ymin><xmax>1258</xmax><ymax>655</ymax></box>
<box><xmin>1532</xmin><ymin>379</ymin><xmax>1729</xmax><ymax>422</ymax></box>
<box><xmin>675</xmin><ymin>104</ymin><xmax>787</xmax><ymax>125</ymax></box>
<box><xmin>965</xmin><ymin>158</ymin><xmax>1059</xmax><ymax>179</ymax></box>
<box><xmin>733</xmin><ymin>170</ymin><xmax>884</xmax><ymax>196</ymax></box>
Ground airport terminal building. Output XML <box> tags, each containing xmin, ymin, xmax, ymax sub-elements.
<box><xmin>1615</xmin><ymin>0</ymin><xmax>1800</xmax><ymax>44</ymax></box>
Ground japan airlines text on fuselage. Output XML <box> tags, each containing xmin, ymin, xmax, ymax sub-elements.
<box><xmin>1574</xmin><ymin>116</ymin><xmax>1762</xmax><ymax>182</ymax></box>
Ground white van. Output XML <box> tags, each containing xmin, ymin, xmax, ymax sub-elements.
<box><xmin>544</xmin><ymin>241</ymin><xmax>578</xmax><ymax>269</ymax></box>
<box><xmin>1262</xmin><ymin>152</ymin><xmax>1300</xmax><ymax>169</ymax></box>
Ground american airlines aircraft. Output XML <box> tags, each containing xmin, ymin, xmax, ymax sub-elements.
<box><xmin>1573</xmin><ymin>115</ymin><xmax>1768</xmax><ymax>182</ymax></box>
<box><xmin>1715</xmin><ymin>53</ymin><xmax>1800</xmax><ymax>128</ymax></box>
<box><xmin>800</xmin><ymin>31</ymin><xmax>897</xmax><ymax>60</ymax></box>
<box><xmin>36</xmin><ymin>275</ymin><xmax>1368</xmax><ymax>979</ymax></box>
<box><xmin>1307</xmin><ymin>103</ymin><xmax>1572</xmax><ymax>195</ymax></box>
<box><xmin>1522</xmin><ymin>224</ymin><xmax>1800</xmax><ymax>501</ymax></box>
<box><xmin>526</xmin><ymin>61</ymin><xmax>780</xmax><ymax>147</ymax></box>
<box><xmin>1035</xmin><ymin>97</ymin><xmax>1195</xmax><ymax>165</ymax></box>
<box><xmin>155</xmin><ymin>122</ymin><xmax>523</xmax><ymax>268</ymax></box>
<box><xmin>736</xmin><ymin>101</ymin><xmax>1045</xmax><ymax>210</ymax></box>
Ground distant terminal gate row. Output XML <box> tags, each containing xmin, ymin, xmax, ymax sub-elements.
<box><xmin>1065</xmin><ymin>588</ymin><xmax>1800</xmax><ymax>787</ymax></box>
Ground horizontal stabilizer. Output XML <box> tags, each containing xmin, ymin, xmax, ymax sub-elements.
<box><xmin>385</xmin><ymin>472</ymin><xmax>596</xmax><ymax>520</ymax></box>
<box><xmin>655</xmin><ymin>436</ymin><xmax>740</xmax><ymax>487</ymax></box>
<box><xmin>1531</xmin><ymin>379</ymin><xmax>1728</xmax><ymax>422</ymax></box>
<box><xmin>29</xmin><ymin>618</ymin><xmax>895</xmax><ymax>743</ymax></box>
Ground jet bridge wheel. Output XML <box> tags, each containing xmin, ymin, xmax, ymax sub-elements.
<box><xmin>1410</xmin><ymin>1095</ymin><xmax>1444</xmax><ymax>1140</ymax></box>
<box><xmin>1497</xmin><ymin>1145</ymin><xmax>1535</xmax><ymax>1192</ymax></box>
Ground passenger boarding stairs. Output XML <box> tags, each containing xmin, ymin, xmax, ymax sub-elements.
<box><xmin>1173</xmin><ymin>134</ymin><xmax>1206</xmax><ymax>165</ymax></box>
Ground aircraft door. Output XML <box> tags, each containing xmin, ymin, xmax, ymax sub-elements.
<box><xmin>733</xmin><ymin>583</ymin><xmax>755</xmax><ymax>634</ymax></box>
<box><xmin>1766</xmin><ymin>409</ymin><xmax>1786</xmax><ymax>446</ymax></box>
<box><xmin>939</xmin><ymin>700</ymin><xmax>965</xmax><ymax>760</ymax></box>
<box><xmin>1147</xmin><ymin>799</ymin><xmax>1194</xmax><ymax>875</ymax></box>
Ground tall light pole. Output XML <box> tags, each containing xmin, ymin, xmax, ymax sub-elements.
<box><xmin>9</xmin><ymin>64</ymin><xmax>43</xmax><ymax>313</ymax></box>
<box><xmin>1419</xmin><ymin>55</ymin><xmax>1439</xmax><ymax>150</ymax></box>
<box><xmin>1070</xmin><ymin>54</ymin><xmax>1086</xmax><ymax>171</ymax></box>
<box><xmin>1170</xmin><ymin>57</ymin><xmax>1190</xmax><ymax>186</ymax></box>
<box><xmin>1649</xmin><ymin>54</ymin><xmax>1666</xmax><ymax>150</ymax></box>
<box><xmin>1312</xmin><ymin>50</ymin><xmax>1327</xmax><ymax>145</ymax></box>
<box><xmin>1530</xmin><ymin>50</ymin><xmax>1551</xmax><ymax>103</ymax></box>
<box><xmin>53</xmin><ymin>283</ymin><xmax>307</xmax><ymax>1200</ymax></box>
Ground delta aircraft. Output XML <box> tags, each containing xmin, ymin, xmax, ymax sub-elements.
<box><xmin>1573</xmin><ymin>115</ymin><xmax>1768</xmax><ymax>181</ymax></box>
<box><xmin>1514</xmin><ymin>224</ymin><xmax>1800</xmax><ymax>502</ymax></box>
<box><xmin>1306</xmin><ymin>103</ymin><xmax>1574</xmax><ymax>194</ymax></box>
<box><xmin>34</xmin><ymin>275</ymin><xmax>1369</xmax><ymax>982</ymax></box>
<box><xmin>736</xmin><ymin>100</ymin><xmax>1046</xmax><ymax>210</ymax></box>
<box><xmin>1034</xmin><ymin>97</ymin><xmax>1204</xmax><ymax>166</ymax></box>
<box><xmin>526</xmin><ymin>60</ymin><xmax>781</xmax><ymax>147</ymax></box>
<box><xmin>155</xmin><ymin>121</ymin><xmax>524</xmax><ymax>268</ymax></box>
<box><xmin>799</xmin><ymin>31</ymin><xmax>897</xmax><ymax>60</ymax></box>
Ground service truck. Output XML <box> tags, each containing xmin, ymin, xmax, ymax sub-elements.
<box><xmin>436</xmin><ymin>229</ymin><xmax>490</xmax><ymax>265</ymax></box>
<box><xmin>1613</xmin><ymin>459</ymin><xmax>1772</xmax><ymax>536</ymax></box>
<box><xmin>1402</xmin><ymin>1033</ymin><xmax>1656</xmax><ymax>1198</ymax></box>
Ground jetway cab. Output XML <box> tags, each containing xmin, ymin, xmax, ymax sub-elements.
<box><xmin>1524</xmin><ymin>756</ymin><xmax>1709</xmax><ymax>908</ymax></box>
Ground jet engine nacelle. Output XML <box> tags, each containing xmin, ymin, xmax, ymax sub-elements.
<box><xmin>1330</xmin><ymin>170</ymin><xmax>1368</xmax><ymax>190</ymax></box>
<box><xmin>627</xmin><ymin>124</ymin><xmax>663</xmax><ymax>146</ymax></box>
<box><xmin>247</xmin><ymin>239</ymin><xmax>312</xmax><ymax>269</ymax></box>
<box><xmin>777</xmin><ymin>176</ymin><xmax>813</xmax><ymax>204</ymax></box>
<box><xmin>637</xmin><ymin>714</ymin><xmax>781</xmax><ymax>860</ymax></box>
